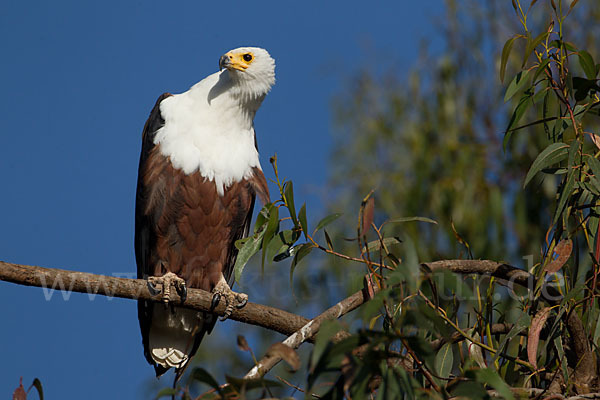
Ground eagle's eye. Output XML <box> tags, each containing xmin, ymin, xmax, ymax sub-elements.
<box><xmin>243</xmin><ymin>53</ymin><xmax>253</xmax><ymax>62</ymax></box>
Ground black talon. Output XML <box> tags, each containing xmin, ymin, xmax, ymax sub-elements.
<box><xmin>147</xmin><ymin>281</ymin><xmax>160</xmax><ymax>296</ymax></box>
<box><xmin>211</xmin><ymin>293</ymin><xmax>221</xmax><ymax>310</ymax></box>
<box><xmin>236</xmin><ymin>297</ymin><xmax>248</xmax><ymax>308</ymax></box>
<box><xmin>219</xmin><ymin>314</ymin><xmax>229</xmax><ymax>322</ymax></box>
<box><xmin>176</xmin><ymin>284</ymin><xmax>187</xmax><ymax>303</ymax></box>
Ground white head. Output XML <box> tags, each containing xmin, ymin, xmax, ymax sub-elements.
<box><xmin>219</xmin><ymin>47</ymin><xmax>276</xmax><ymax>99</ymax></box>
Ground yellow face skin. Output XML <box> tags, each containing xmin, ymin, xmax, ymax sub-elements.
<box><xmin>220</xmin><ymin>51</ymin><xmax>255</xmax><ymax>71</ymax></box>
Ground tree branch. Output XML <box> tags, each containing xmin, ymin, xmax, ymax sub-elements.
<box><xmin>0</xmin><ymin>261</ymin><xmax>310</xmax><ymax>337</ymax></box>
<box><xmin>0</xmin><ymin>259</ymin><xmax>550</xmax><ymax>344</ymax></box>
<box><xmin>2</xmin><ymin>257</ymin><xmax>558</xmax><ymax>383</ymax></box>
<box><xmin>422</xmin><ymin>259</ymin><xmax>563</xmax><ymax>303</ymax></box>
<box><xmin>243</xmin><ymin>280</ymin><xmax>377</xmax><ymax>380</ymax></box>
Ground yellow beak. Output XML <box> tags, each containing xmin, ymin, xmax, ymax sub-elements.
<box><xmin>219</xmin><ymin>52</ymin><xmax>248</xmax><ymax>71</ymax></box>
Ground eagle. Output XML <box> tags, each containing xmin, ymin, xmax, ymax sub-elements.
<box><xmin>134</xmin><ymin>47</ymin><xmax>275</xmax><ymax>381</ymax></box>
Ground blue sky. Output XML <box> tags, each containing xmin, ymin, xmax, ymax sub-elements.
<box><xmin>0</xmin><ymin>1</ymin><xmax>442</xmax><ymax>398</ymax></box>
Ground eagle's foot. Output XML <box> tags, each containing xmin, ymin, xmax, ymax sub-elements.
<box><xmin>147</xmin><ymin>272</ymin><xmax>187</xmax><ymax>305</ymax></box>
<box><xmin>210</xmin><ymin>280</ymin><xmax>248</xmax><ymax>321</ymax></box>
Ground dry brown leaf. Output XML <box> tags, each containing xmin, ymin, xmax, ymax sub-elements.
<box><xmin>528</xmin><ymin>307</ymin><xmax>552</xmax><ymax>370</ymax></box>
<box><xmin>237</xmin><ymin>335</ymin><xmax>250</xmax><ymax>352</ymax></box>
<box><xmin>363</xmin><ymin>274</ymin><xmax>376</xmax><ymax>300</ymax></box>
<box><xmin>545</xmin><ymin>239</ymin><xmax>573</xmax><ymax>273</ymax></box>
<box><xmin>266</xmin><ymin>343</ymin><xmax>300</xmax><ymax>371</ymax></box>
<box><xmin>12</xmin><ymin>377</ymin><xmax>26</xmax><ymax>400</ymax></box>
<box><xmin>362</xmin><ymin>196</ymin><xmax>375</xmax><ymax>235</ymax></box>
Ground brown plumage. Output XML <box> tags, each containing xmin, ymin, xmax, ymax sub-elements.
<box><xmin>135</xmin><ymin>93</ymin><xmax>269</xmax><ymax>379</ymax></box>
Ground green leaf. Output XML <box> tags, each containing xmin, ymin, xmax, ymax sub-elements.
<box><xmin>290</xmin><ymin>243</ymin><xmax>315</xmax><ymax>285</ymax></box>
<box><xmin>279</xmin><ymin>229</ymin><xmax>301</xmax><ymax>245</ymax></box>
<box><xmin>586</xmin><ymin>155</ymin><xmax>600</xmax><ymax>182</ymax></box>
<box><xmin>573</xmin><ymin>77</ymin><xmax>600</xmax><ymax>102</ymax></box>
<box><xmin>552</xmin><ymin>118</ymin><xmax>569</xmax><ymax>140</ymax></box>
<box><xmin>310</xmin><ymin>319</ymin><xmax>343</xmax><ymax>370</ymax></box>
<box><xmin>266</xmin><ymin>229</ymin><xmax>287</xmax><ymax>261</ymax></box>
<box><xmin>450</xmin><ymin>381</ymin><xmax>487</xmax><ymax>399</ymax></box>
<box><xmin>314</xmin><ymin>213</ymin><xmax>342</xmax><ymax>233</ymax></box>
<box><xmin>298</xmin><ymin>203</ymin><xmax>308</xmax><ymax>238</ymax></box>
<box><xmin>568</xmin><ymin>138</ymin><xmax>579</xmax><ymax>167</ymax></box>
<box><xmin>187</xmin><ymin>367</ymin><xmax>223</xmax><ymax>396</ymax></box>
<box><xmin>493</xmin><ymin>312</ymin><xmax>530</xmax><ymax>364</ymax></box>
<box><xmin>522</xmin><ymin>31</ymin><xmax>549</xmax><ymax>67</ymax></box>
<box><xmin>261</xmin><ymin>204</ymin><xmax>279</xmax><ymax>270</ymax></box>
<box><xmin>504</xmin><ymin>69</ymin><xmax>533</xmax><ymax>103</ymax></box>
<box><xmin>384</xmin><ymin>216</ymin><xmax>437</xmax><ymax>225</ymax></box>
<box><xmin>532</xmin><ymin>57</ymin><xmax>551</xmax><ymax>83</ymax></box>
<box><xmin>435</xmin><ymin>343</ymin><xmax>453</xmax><ymax>379</ymax></box>
<box><xmin>504</xmin><ymin>90</ymin><xmax>534</xmax><ymax>149</ymax></box>
<box><xmin>553</xmin><ymin>167</ymin><xmax>576</xmax><ymax>226</ymax></box>
<box><xmin>234</xmin><ymin>227</ymin><xmax>266</xmax><ymax>283</ymax></box>
<box><xmin>523</xmin><ymin>142</ymin><xmax>569</xmax><ymax>187</ymax></box>
<box><xmin>578</xmin><ymin>50</ymin><xmax>597</xmax><ymax>79</ymax></box>
<box><xmin>567</xmin><ymin>71</ymin><xmax>574</xmax><ymax>99</ymax></box>
<box><xmin>554</xmin><ymin>336</ymin><xmax>570</xmax><ymax>383</ymax></box>
<box><xmin>474</xmin><ymin>369</ymin><xmax>515</xmax><ymax>400</ymax></box>
<box><xmin>550</xmin><ymin>141</ymin><xmax>580</xmax><ymax>227</ymax></box>
<box><xmin>283</xmin><ymin>181</ymin><xmax>298</xmax><ymax>226</ymax></box>
<box><xmin>155</xmin><ymin>388</ymin><xmax>178</xmax><ymax>399</ymax></box>
<box><xmin>234</xmin><ymin>237</ymin><xmax>250</xmax><ymax>250</ymax></box>
<box><xmin>308</xmin><ymin>335</ymin><xmax>362</xmax><ymax>389</ymax></box>
<box><xmin>550</xmin><ymin>40</ymin><xmax>578</xmax><ymax>52</ymax></box>
<box><xmin>500</xmin><ymin>36</ymin><xmax>517</xmax><ymax>83</ymax></box>
<box><xmin>253</xmin><ymin>205</ymin><xmax>269</xmax><ymax>234</ymax></box>
<box><xmin>362</xmin><ymin>236</ymin><xmax>402</xmax><ymax>253</ymax></box>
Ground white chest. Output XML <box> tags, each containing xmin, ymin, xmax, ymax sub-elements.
<box><xmin>153</xmin><ymin>86</ymin><xmax>261</xmax><ymax>195</ymax></box>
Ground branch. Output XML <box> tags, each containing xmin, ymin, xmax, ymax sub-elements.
<box><xmin>422</xmin><ymin>260</ymin><xmax>531</xmax><ymax>284</ymax></box>
<box><xmin>0</xmin><ymin>261</ymin><xmax>310</xmax><ymax>337</ymax></box>
<box><xmin>422</xmin><ymin>259</ymin><xmax>563</xmax><ymax>303</ymax></box>
<box><xmin>1</xmin><ymin>259</ymin><xmax>549</xmax><ymax>343</ymax></box>
<box><xmin>243</xmin><ymin>280</ymin><xmax>377</xmax><ymax>380</ymax></box>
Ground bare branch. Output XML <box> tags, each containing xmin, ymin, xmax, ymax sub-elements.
<box><xmin>422</xmin><ymin>259</ymin><xmax>563</xmax><ymax>303</ymax></box>
<box><xmin>0</xmin><ymin>261</ymin><xmax>309</xmax><ymax>337</ymax></box>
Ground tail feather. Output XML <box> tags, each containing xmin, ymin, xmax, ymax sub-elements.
<box><xmin>148</xmin><ymin>306</ymin><xmax>205</xmax><ymax>378</ymax></box>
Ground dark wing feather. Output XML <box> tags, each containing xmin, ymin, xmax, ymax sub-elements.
<box><xmin>135</xmin><ymin>93</ymin><xmax>173</xmax><ymax>376</ymax></box>
<box><xmin>135</xmin><ymin>92</ymin><xmax>172</xmax><ymax>281</ymax></box>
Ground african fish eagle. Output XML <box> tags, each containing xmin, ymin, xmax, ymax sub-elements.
<box><xmin>135</xmin><ymin>47</ymin><xmax>274</xmax><ymax>381</ymax></box>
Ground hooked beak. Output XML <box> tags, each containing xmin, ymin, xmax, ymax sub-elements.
<box><xmin>219</xmin><ymin>53</ymin><xmax>232</xmax><ymax>71</ymax></box>
<box><xmin>219</xmin><ymin>52</ymin><xmax>248</xmax><ymax>71</ymax></box>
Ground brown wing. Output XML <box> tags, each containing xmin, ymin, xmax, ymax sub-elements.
<box><xmin>134</xmin><ymin>93</ymin><xmax>269</xmax><ymax>377</ymax></box>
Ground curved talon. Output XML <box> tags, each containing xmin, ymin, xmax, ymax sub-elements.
<box><xmin>176</xmin><ymin>283</ymin><xmax>187</xmax><ymax>303</ymax></box>
<box><xmin>211</xmin><ymin>278</ymin><xmax>248</xmax><ymax>321</ymax></box>
<box><xmin>211</xmin><ymin>293</ymin><xmax>221</xmax><ymax>310</ymax></box>
<box><xmin>219</xmin><ymin>306</ymin><xmax>234</xmax><ymax>321</ymax></box>
<box><xmin>147</xmin><ymin>271</ymin><xmax>186</xmax><ymax>307</ymax></box>
<box><xmin>147</xmin><ymin>280</ymin><xmax>161</xmax><ymax>296</ymax></box>
<box><xmin>236</xmin><ymin>295</ymin><xmax>248</xmax><ymax>308</ymax></box>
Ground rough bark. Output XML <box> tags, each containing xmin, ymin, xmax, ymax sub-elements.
<box><xmin>0</xmin><ymin>261</ymin><xmax>309</xmax><ymax>337</ymax></box>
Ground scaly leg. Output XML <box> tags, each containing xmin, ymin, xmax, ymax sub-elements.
<box><xmin>210</xmin><ymin>275</ymin><xmax>248</xmax><ymax>320</ymax></box>
<box><xmin>147</xmin><ymin>271</ymin><xmax>187</xmax><ymax>304</ymax></box>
